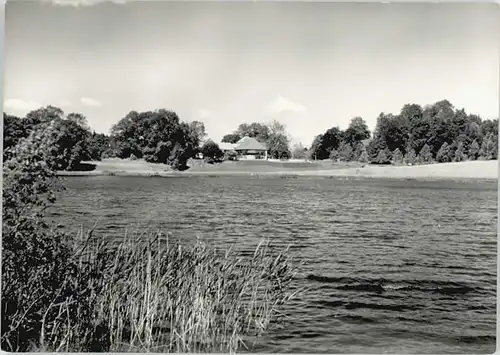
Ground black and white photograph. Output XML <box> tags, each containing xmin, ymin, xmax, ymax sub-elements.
<box><xmin>2</xmin><ymin>0</ymin><xmax>498</xmax><ymax>353</ymax></box>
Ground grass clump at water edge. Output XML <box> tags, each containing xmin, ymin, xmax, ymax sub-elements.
<box><xmin>1</xmin><ymin>122</ymin><xmax>301</xmax><ymax>353</ymax></box>
<box><xmin>79</xmin><ymin>231</ymin><xmax>299</xmax><ymax>353</ymax></box>
<box><xmin>4</xmin><ymin>227</ymin><xmax>300</xmax><ymax>353</ymax></box>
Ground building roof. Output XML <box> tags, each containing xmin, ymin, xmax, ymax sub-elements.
<box><xmin>234</xmin><ymin>136</ymin><xmax>267</xmax><ymax>151</ymax></box>
<box><xmin>218</xmin><ymin>142</ymin><xmax>236</xmax><ymax>151</ymax></box>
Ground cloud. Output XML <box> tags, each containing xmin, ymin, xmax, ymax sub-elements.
<box><xmin>4</xmin><ymin>98</ymin><xmax>42</xmax><ymax>113</ymax></box>
<box><xmin>48</xmin><ymin>0</ymin><xmax>130</xmax><ymax>6</ymax></box>
<box><xmin>80</xmin><ymin>97</ymin><xmax>103</xmax><ymax>107</ymax></box>
<box><xmin>266</xmin><ymin>96</ymin><xmax>307</xmax><ymax>116</ymax></box>
<box><xmin>198</xmin><ymin>109</ymin><xmax>212</xmax><ymax>120</ymax></box>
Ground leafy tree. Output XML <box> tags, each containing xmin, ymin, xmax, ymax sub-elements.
<box><xmin>268</xmin><ymin>120</ymin><xmax>287</xmax><ymax>135</ymax></box>
<box><xmin>268</xmin><ymin>133</ymin><xmax>291</xmax><ymax>159</ymax></box>
<box><xmin>87</xmin><ymin>133</ymin><xmax>112</xmax><ymax>160</ymax></box>
<box><xmin>357</xmin><ymin>145</ymin><xmax>369</xmax><ymax>163</ymax></box>
<box><xmin>343</xmin><ymin>117</ymin><xmax>370</xmax><ymax>146</ymax></box>
<box><xmin>453</xmin><ymin>141</ymin><xmax>467</xmax><ymax>162</ymax></box>
<box><xmin>3</xmin><ymin>114</ymin><xmax>28</xmax><ymax>161</ymax></box>
<box><xmin>480</xmin><ymin>119</ymin><xmax>498</xmax><ymax>139</ymax></box>
<box><xmin>329</xmin><ymin>148</ymin><xmax>339</xmax><ymax>161</ymax></box>
<box><xmin>109</xmin><ymin>111</ymin><xmax>143</xmax><ymax>158</ymax></box>
<box><xmin>67</xmin><ymin>112</ymin><xmax>90</xmax><ymax>131</ymax></box>
<box><xmin>351</xmin><ymin>142</ymin><xmax>364</xmax><ymax>161</ymax></box>
<box><xmin>404</xmin><ymin>147</ymin><xmax>417</xmax><ymax>165</ymax></box>
<box><xmin>338</xmin><ymin>142</ymin><xmax>353</xmax><ymax>162</ymax></box>
<box><xmin>308</xmin><ymin>134</ymin><xmax>324</xmax><ymax>160</ymax></box>
<box><xmin>436</xmin><ymin>142</ymin><xmax>452</xmax><ymax>163</ymax></box>
<box><xmin>375</xmin><ymin>148</ymin><xmax>390</xmax><ymax>164</ymax></box>
<box><xmin>392</xmin><ymin>148</ymin><xmax>403</xmax><ymax>165</ymax></box>
<box><xmin>369</xmin><ymin>112</ymin><xmax>410</xmax><ymax>157</ymax></box>
<box><xmin>111</xmin><ymin>109</ymin><xmax>195</xmax><ymax>170</ymax></box>
<box><xmin>321</xmin><ymin>127</ymin><xmax>343</xmax><ymax>155</ymax></box>
<box><xmin>4</xmin><ymin>107</ymin><xmax>93</xmax><ymax>170</ymax></box>
<box><xmin>201</xmin><ymin>139</ymin><xmax>224</xmax><ymax>164</ymax></box>
<box><xmin>307</xmin><ymin>127</ymin><xmax>342</xmax><ymax>161</ymax></box>
<box><xmin>221</xmin><ymin>133</ymin><xmax>241</xmax><ymax>144</ymax></box>
<box><xmin>266</xmin><ymin>121</ymin><xmax>291</xmax><ymax>159</ymax></box>
<box><xmin>291</xmin><ymin>143</ymin><xmax>307</xmax><ymax>159</ymax></box>
<box><xmin>2</xmin><ymin>121</ymin><xmax>73</xmax><ymax>351</ymax></box>
<box><xmin>236</xmin><ymin>122</ymin><xmax>270</xmax><ymax>142</ymax></box>
<box><xmin>468</xmin><ymin>139</ymin><xmax>480</xmax><ymax>160</ymax></box>
<box><xmin>367</xmin><ymin>136</ymin><xmax>387</xmax><ymax>161</ymax></box>
<box><xmin>479</xmin><ymin>133</ymin><xmax>497</xmax><ymax>160</ymax></box>
<box><xmin>24</xmin><ymin>105</ymin><xmax>65</xmax><ymax>129</ymax></box>
<box><xmin>418</xmin><ymin>143</ymin><xmax>433</xmax><ymax>164</ymax></box>
<box><xmin>464</xmin><ymin>121</ymin><xmax>481</xmax><ymax>148</ymax></box>
<box><xmin>47</xmin><ymin>119</ymin><xmax>92</xmax><ymax>170</ymax></box>
<box><xmin>402</xmin><ymin>104</ymin><xmax>427</xmax><ymax>153</ymax></box>
<box><xmin>188</xmin><ymin>121</ymin><xmax>207</xmax><ymax>153</ymax></box>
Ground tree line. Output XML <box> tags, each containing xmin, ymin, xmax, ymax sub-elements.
<box><xmin>338</xmin><ymin>99</ymin><xmax>498</xmax><ymax>165</ymax></box>
<box><xmin>3</xmin><ymin>99</ymin><xmax>498</xmax><ymax>171</ymax></box>
<box><xmin>3</xmin><ymin>106</ymin><xmax>208</xmax><ymax>171</ymax></box>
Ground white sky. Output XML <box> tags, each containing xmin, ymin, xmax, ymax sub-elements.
<box><xmin>4</xmin><ymin>1</ymin><xmax>499</xmax><ymax>146</ymax></box>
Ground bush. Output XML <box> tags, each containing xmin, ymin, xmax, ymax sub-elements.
<box><xmin>224</xmin><ymin>150</ymin><xmax>238</xmax><ymax>161</ymax></box>
<box><xmin>201</xmin><ymin>140</ymin><xmax>224</xmax><ymax>164</ymax></box>
<box><xmin>436</xmin><ymin>142</ymin><xmax>452</xmax><ymax>163</ymax></box>
<box><xmin>404</xmin><ymin>148</ymin><xmax>417</xmax><ymax>165</ymax></box>
<box><xmin>329</xmin><ymin>149</ymin><xmax>339</xmax><ymax>161</ymax></box>
<box><xmin>469</xmin><ymin>139</ymin><xmax>480</xmax><ymax>160</ymax></box>
<box><xmin>2</xmin><ymin>122</ymin><xmax>80</xmax><ymax>351</ymax></box>
<box><xmin>453</xmin><ymin>141</ymin><xmax>468</xmax><ymax>162</ymax></box>
<box><xmin>418</xmin><ymin>144</ymin><xmax>433</xmax><ymax>164</ymax></box>
<box><xmin>338</xmin><ymin>143</ymin><xmax>353</xmax><ymax>162</ymax></box>
<box><xmin>391</xmin><ymin>148</ymin><xmax>403</xmax><ymax>165</ymax></box>
<box><xmin>374</xmin><ymin>148</ymin><xmax>391</xmax><ymax>164</ymax></box>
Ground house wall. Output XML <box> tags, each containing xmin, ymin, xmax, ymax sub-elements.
<box><xmin>236</xmin><ymin>150</ymin><xmax>268</xmax><ymax>160</ymax></box>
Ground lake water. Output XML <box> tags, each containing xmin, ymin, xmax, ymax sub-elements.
<box><xmin>49</xmin><ymin>176</ymin><xmax>497</xmax><ymax>354</ymax></box>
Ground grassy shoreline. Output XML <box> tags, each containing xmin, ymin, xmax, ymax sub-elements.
<box><xmin>58</xmin><ymin>158</ymin><xmax>499</xmax><ymax>181</ymax></box>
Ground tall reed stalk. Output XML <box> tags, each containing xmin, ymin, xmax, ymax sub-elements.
<box><xmin>6</xmin><ymin>230</ymin><xmax>300</xmax><ymax>353</ymax></box>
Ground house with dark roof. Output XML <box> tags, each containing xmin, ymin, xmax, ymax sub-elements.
<box><xmin>234</xmin><ymin>136</ymin><xmax>268</xmax><ymax>160</ymax></box>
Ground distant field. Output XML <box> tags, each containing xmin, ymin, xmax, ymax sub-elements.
<box><xmin>59</xmin><ymin>158</ymin><xmax>498</xmax><ymax>180</ymax></box>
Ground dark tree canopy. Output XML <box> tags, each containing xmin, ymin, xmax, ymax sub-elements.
<box><xmin>343</xmin><ymin>117</ymin><xmax>371</xmax><ymax>146</ymax></box>
<box><xmin>309</xmin><ymin>127</ymin><xmax>343</xmax><ymax>160</ymax></box>
<box><xmin>188</xmin><ymin>121</ymin><xmax>207</xmax><ymax>153</ymax></box>
<box><xmin>201</xmin><ymin>139</ymin><xmax>224</xmax><ymax>164</ymax></box>
<box><xmin>3</xmin><ymin>107</ymin><xmax>92</xmax><ymax>171</ymax></box>
<box><xmin>291</xmin><ymin>143</ymin><xmax>307</xmax><ymax>159</ymax></box>
<box><xmin>3</xmin><ymin>113</ymin><xmax>27</xmax><ymax>161</ymax></box>
<box><xmin>235</xmin><ymin>123</ymin><xmax>270</xmax><ymax>142</ymax></box>
<box><xmin>221</xmin><ymin>133</ymin><xmax>241</xmax><ymax>144</ymax></box>
<box><xmin>363</xmin><ymin>99</ymin><xmax>498</xmax><ymax>165</ymax></box>
<box><xmin>110</xmin><ymin>109</ymin><xmax>196</xmax><ymax>170</ymax></box>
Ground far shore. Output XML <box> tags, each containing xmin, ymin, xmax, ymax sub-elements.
<box><xmin>57</xmin><ymin>158</ymin><xmax>498</xmax><ymax>181</ymax></box>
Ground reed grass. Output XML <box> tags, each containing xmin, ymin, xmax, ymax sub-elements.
<box><xmin>6</xmin><ymin>229</ymin><xmax>300</xmax><ymax>353</ymax></box>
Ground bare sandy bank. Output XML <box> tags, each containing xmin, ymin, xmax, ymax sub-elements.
<box><xmin>58</xmin><ymin>159</ymin><xmax>498</xmax><ymax>180</ymax></box>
